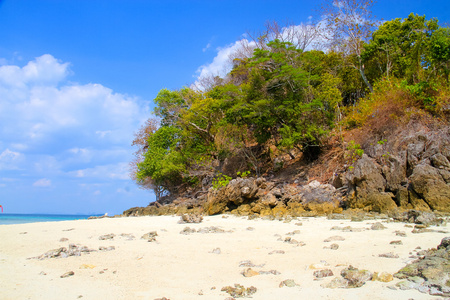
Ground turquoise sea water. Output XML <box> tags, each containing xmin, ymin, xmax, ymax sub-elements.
<box><xmin>0</xmin><ymin>213</ymin><xmax>97</xmax><ymax>225</ymax></box>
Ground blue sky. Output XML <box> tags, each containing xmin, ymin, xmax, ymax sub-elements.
<box><xmin>0</xmin><ymin>0</ymin><xmax>448</xmax><ymax>215</ymax></box>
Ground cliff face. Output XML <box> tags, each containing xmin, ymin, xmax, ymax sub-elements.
<box><xmin>124</xmin><ymin>117</ymin><xmax>450</xmax><ymax>217</ymax></box>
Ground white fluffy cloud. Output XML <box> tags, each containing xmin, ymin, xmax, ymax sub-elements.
<box><xmin>0</xmin><ymin>54</ymin><xmax>150</xmax><ymax>180</ymax></box>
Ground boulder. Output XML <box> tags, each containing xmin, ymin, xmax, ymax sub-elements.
<box><xmin>409</xmin><ymin>164</ymin><xmax>450</xmax><ymax>211</ymax></box>
<box><xmin>346</xmin><ymin>155</ymin><xmax>386</xmax><ymax>200</ymax></box>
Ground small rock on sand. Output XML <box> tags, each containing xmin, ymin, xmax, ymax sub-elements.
<box><xmin>279</xmin><ymin>279</ymin><xmax>299</xmax><ymax>287</ymax></box>
<box><xmin>314</xmin><ymin>269</ymin><xmax>334</xmax><ymax>279</ymax></box>
<box><xmin>371</xmin><ymin>222</ymin><xmax>387</xmax><ymax>230</ymax></box>
<box><xmin>378</xmin><ymin>252</ymin><xmax>399</xmax><ymax>258</ymax></box>
<box><xmin>60</xmin><ymin>271</ymin><xmax>74</xmax><ymax>278</ymax></box>
<box><xmin>98</xmin><ymin>234</ymin><xmax>115</xmax><ymax>240</ymax></box>
<box><xmin>324</xmin><ymin>236</ymin><xmax>345</xmax><ymax>242</ymax></box>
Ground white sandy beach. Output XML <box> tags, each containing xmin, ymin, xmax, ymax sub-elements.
<box><xmin>0</xmin><ymin>215</ymin><xmax>448</xmax><ymax>300</ymax></box>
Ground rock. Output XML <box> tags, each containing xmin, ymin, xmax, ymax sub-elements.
<box><xmin>392</xmin><ymin>210</ymin><xmax>443</xmax><ymax>226</ymax></box>
<box><xmin>371</xmin><ymin>222</ymin><xmax>387</xmax><ymax>230</ymax></box>
<box><xmin>321</xmin><ymin>277</ymin><xmax>349</xmax><ymax>289</ymax></box>
<box><xmin>59</xmin><ymin>238</ymin><xmax>69</xmax><ymax>242</ymax></box>
<box><xmin>409</xmin><ymin>164</ymin><xmax>450</xmax><ymax>211</ymax></box>
<box><xmin>60</xmin><ymin>271</ymin><xmax>74</xmax><ymax>278</ymax></box>
<box><xmin>394</xmin><ymin>237</ymin><xmax>450</xmax><ymax>296</ymax></box>
<box><xmin>197</xmin><ymin>226</ymin><xmax>226</xmax><ymax>233</ymax></box>
<box><xmin>210</xmin><ymin>248</ymin><xmax>221</xmax><ymax>254</ymax></box>
<box><xmin>324</xmin><ymin>243</ymin><xmax>339</xmax><ymax>250</ymax></box>
<box><xmin>372</xmin><ymin>272</ymin><xmax>393</xmax><ymax>282</ymax></box>
<box><xmin>431</xmin><ymin>153</ymin><xmax>450</xmax><ymax>170</ymax></box>
<box><xmin>242</xmin><ymin>268</ymin><xmax>259</xmax><ymax>277</ymax></box>
<box><xmin>268</xmin><ymin>250</ymin><xmax>285</xmax><ymax>255</ymax></box>
<box><xmin>180</xmin><ymin>227</ymin><xmax>196</xmax><ymax>235</ymax></box>
<box><xmin>205</xmin><ymin>178</ymin><xmax>258</xmax><ymax>215</ymax></box>
<box><xmin>120</xmin><ymin>233</ymin><xmax>135</xmax><ymax>240</ymax></box>
<box><xmin>141</xmin><ymin>231</ymin><xmax>158</xmax><ymax>242</ymax></box>
<box><xmin>346</xmin><ymin>155</ymin><xmax>386</xmax><ymax>200</ymax></box>
<box><xmin>279</xmin><ymin>279</ymin><xmax>299</xmax><ymax>288</ymax></box>
<box><xmin>238</xmin><ymin>260</ymin><xmax>265</xmax><ymax>268</ymax></box>
<box><xmin>313</xmin><ymin>269</ymin><xmax>334</xmax><ymax>279</ymax></box>
<box><xmin>259</xmin><ymin>270</ymin><xmax>281</xmax><ymax>275</ymax></box>
<box><xmin>221</xmin><ymin>284</ymin><xmax>257</xmax><ymax>298</ymax></box>
<box><xmin>390</xmin><ymin>240</ymin><xmax>403</xmax><ymax>245</ymax></box>
<box><xmin>98</xmin><ymin>234</ymin><xmax>115</xmax><ymax>240</ymax></box>
<box><xmin>179</xmin><ymin>213</ymin><xmax>203</xmax><ymax>223</ymax></box>
<box><xmin>340</xmin><ymin>265</ymin><xmax>373</xmax><ymax>288</ymax></box>
<box><xmin>379</xmin><ymin>252</ymin><xmax>399</xmax><ymax>258</ymax></box>
<box><xmin>324</xmin><ymin>235</ymin><xmax>345</xmax><ymax>242</ymax></box>
<box><xmin>99</xmin><ymin>246</ymin><xmax>115</xmax><ymax>251</ymax></box>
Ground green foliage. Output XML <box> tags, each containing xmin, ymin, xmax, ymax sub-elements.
<box><xmin>212</xmin><ymin>173</ymin><xmax>232</xmax><ymax>189</ymax></box>
<box><xmin>237</xmin><ymin>170</ymin><xmax>251</xmax><ymax>178</ymax></box>
<box><xmin>346</xmin><ymin>140</ymin><xmax>364</xmax><ymax>165</ymax></box>
<box><xmin>132</xmin><ymin>11</ymin><xmax>450</xmax><ymax>199</ymax></box>
<box><xmin>136</xmin><ymin>126</ymin><xmax>185</xmax><ymax>192</ymax></box>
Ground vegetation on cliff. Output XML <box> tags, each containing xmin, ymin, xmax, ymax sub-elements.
<box><xmin>131</xmin><ymin>0</ymin><xmax>450</xmax><ymax>205</ymax></box>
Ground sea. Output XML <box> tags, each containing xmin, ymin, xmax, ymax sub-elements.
<box><xmin>0</xmin><ymin>213</ymin><xmax>98</xmax><ymax>225</ymax></box>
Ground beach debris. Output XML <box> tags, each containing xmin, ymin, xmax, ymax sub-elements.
<box><xmin>324</xmin><ymin>243</ymin><xmax>339</xmax><ymax>250</ymax></box>
<box><xmin>241</xmin><ymin>268</ymin><xmax>259</xmax><ymax>277</ymax></box>
<box><xmin>372</xmin><ymin>272</ymin><xmax>393</xmax><ymax>282</ymax></box>
<box><xmin>246</xmin><ymin>227</ymin><xmax>255</xmax><ymax>231</ymax></box>
<box><xmin>19</xmin><ymin>232</ymin><xmax>27</xmax><ymax>234</ymax></box>
<box><xmin>141</xmin><ymin>231</ymin><xmax>158</xmax><ymax>242</ymax></box>
<box><xmin>210</xmin><ymin>248</ymin><xmax>221</xmax><ymax>254</ymax></box>
<box><xmin>268</xmin><ymin>250</ymin><xmax>285</xmax><ymax>255</ymax></box>
<box><xmin>98</xmin><ymin>233</ymin><xmax>115</xmax><ymax>240</ymax></box>
<box><xmin>154</xmin><ymin>297</ymin><xmax>170</xmax><ymax>300</ymax></box>
<box><xmin>295</xmin><ymin>222</ymin><xmax>303</xmax><ymax>226</ymax></box>
<box><xmin>324</xmin><ymin>235</ymin><xmax>345</xmax><ymax>242</ymax></box>
<box><xmin>314</xmin><ymin>269</ymin><xmax>334</xmax><ymax>279</ymax></box>
<box><xmin>308</xmin><ymin>261</ymin><xmax>330</xmax><ymax>269</ymax></box>
<box><xmin>379</xmin><ymin>252</ymin><xmax>399</xmax><ymax>258</ymax></box>
<box><xmin>63</xmin><ymin>228</ymin><xmax>75</xmax><ymax>231</ymax></box>
<box><xmin>60</xmin><ymin>271</ymin><xmax>74</xmax><ymax>278</ymax></box>
<box><xmin>239</xmin><ymin>260</ymin><xmax>265</xmax><ymax>268</ymax></box>
<box><xmin>99</xmin><ymin>246</ymin><xmax>115</xmax><ymax>251</ymax></box>
<box><xmin>221</xmin><ymin>284</ymin><xmax>257</xmax><ymax>298</ymax></box>
<box><xmin>370</xmin><ymin>222</ymin><xmax>387</xmax><ymax>230</ymax></box>
<box><xmin>178</xmin><ymin>213</ymin><xmax>203</xmax><ymax>223</ymax></box>
<box><xmin>59</xmin><ymin>238</ymin><xmax>69</xmax><ymax>242</ymax></box>
<box><xmin>394</xmin><ymin>236</ymin><xmax>450</xmax><ymax>297</ymax></box>
<box><xmin>279</xmin><ymin>279</ymin><xmax>299</xmax><ymax>288</ymax></box>
<box><xmin>39</xmin><ymin>271</ymin><xmax>47</xmax><ymax>275</ymax></box>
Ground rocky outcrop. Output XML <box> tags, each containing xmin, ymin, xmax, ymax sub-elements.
<box><xmin>340</xmin><ymin>126</ymin><xmax>450</xmax><ymax>213</ymax></box>
<box><xmin>204</xmin><ymin>178</ymin><xmax>343</xmax><ymax>217</ymax></box>
<box><xmin>394</xmin><ymin>237</ymin><xmax>450</xmax><ymax>297</ymax></box>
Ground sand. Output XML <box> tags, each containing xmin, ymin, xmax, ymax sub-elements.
<box><xmin>0</xmin><ymin>214</ymin><xmax>448</xmax><ymax>300</ymax></box>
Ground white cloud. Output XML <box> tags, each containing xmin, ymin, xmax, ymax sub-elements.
<box><xmin>0</xmin><ymin>54</ymin><xmax>152</xmax><ymax>198</ymax></box>
<box><xmin>0</xmin><ymin>149</ymin><xmax>23</xmax><ymax>170</ymax></box>
<box><xmin>70</xmin><ymin>162</ymin><xmax>130</xmax><ymax>180</ymax></box>
<box><xmin>33</xmin><ymin>178</ymin><xmax>52</xmax><ymax>187</ymax></box>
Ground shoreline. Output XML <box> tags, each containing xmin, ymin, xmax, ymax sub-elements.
<box><xmin>0</xmin><ymin>214</ymin><xmax>448</xmax><ymax>299</ymax></box>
